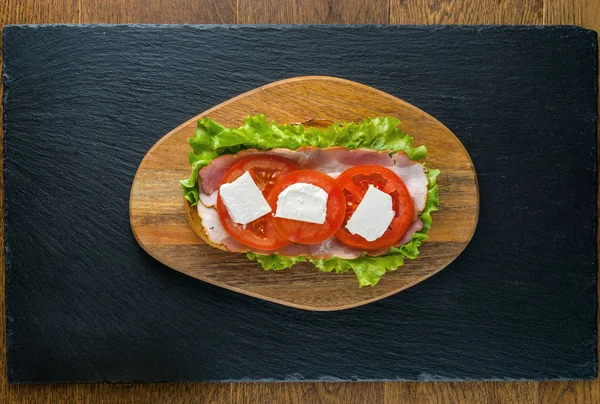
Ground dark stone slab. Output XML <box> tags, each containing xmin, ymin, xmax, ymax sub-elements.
<box><xmin>3</xmin><ymin>24</ymin><xmax>597</xmax><ymax>382</ymax></box>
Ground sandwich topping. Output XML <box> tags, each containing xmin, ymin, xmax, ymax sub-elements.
<box><xmin>274</xmin><ymin>182</ymin><xmax>329</xmax><ymax>224</ymax></box>
<box><xmin>345</xmin><ymin>185</ymin><xmax>396</xmax><ymax>242</ymax></box>
<box><xmin>181</xmin><ymin>115</ymin><xmax>440</xmax><ymax>286</ymax></box>
<box><xmin>219</xmin><ymin>171</ymin><xmax>271</xmax><ymax>226</ymax></box>
<box><xmin>203</xmin><ymin>153</ymin><xmax>423</xmax><ymax>255</ymax></box>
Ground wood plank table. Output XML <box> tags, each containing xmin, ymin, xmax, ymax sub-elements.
<box><xmin>1</xmin><ymin>0</ymin><xmax>598</xmax><ymax>402</ymax></box>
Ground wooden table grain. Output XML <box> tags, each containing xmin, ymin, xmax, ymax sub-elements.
<box><xmin>0</xmin><ymin>0</ymin><xmax>597</xmax><ymax>403</ymax></box>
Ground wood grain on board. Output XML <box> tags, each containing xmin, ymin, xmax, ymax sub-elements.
<box><xmin>389</xmin><ymin>0</ymin><xmax>544</xmax><ymax>24</ymax></box>
<box><xmin>237</xmin><ymin>0</ymin><xmax>390</xmax><ymax>24</ymax></box>
<box><xmin>1</xmin><ymin>0</ymin><xmax>598</xmax><ymax>403</ymax></box>
<box><xmin>129</xmin><ymin>75</ymin><xmax>479</xmax><ymax>311</ymax></box>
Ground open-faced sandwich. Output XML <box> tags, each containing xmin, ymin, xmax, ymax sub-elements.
<box><xmin>181</xmin><ymin>115</ymin><xmax>439</xmax><ymax>287</ymax></box>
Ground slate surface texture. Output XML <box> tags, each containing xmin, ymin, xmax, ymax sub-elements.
<box><xmin>2</xmin><ymin>25</ymin><xmax>597</xmax><ymax>382</ymax></box>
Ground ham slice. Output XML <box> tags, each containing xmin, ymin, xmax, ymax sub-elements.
<box><xmin>199</xmin><ymin>191</ymin><xmax>218</xmax><ymax>207</ymax></box>
<box><xmin>390</xmin><ymin>153</ymin><xmax>429</xmax><ymax>212</ymax></box>
<box><xmin>301</xmin><ymin>146</ymin><xmax>394</xmax><ymax>172</ymax></box>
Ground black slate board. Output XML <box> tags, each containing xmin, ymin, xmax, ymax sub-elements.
<box><xmin>3</xmin><ymin>24</ymin><xmax>598</xmax><ymax>383</ymax></box>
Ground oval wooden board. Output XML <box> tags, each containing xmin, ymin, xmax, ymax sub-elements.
<box><xmin>130</xmin><ymin>76</ymin><xmax>479</xmax><ymax>311</ymax></box>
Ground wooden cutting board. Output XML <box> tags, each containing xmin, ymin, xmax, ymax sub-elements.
<box><xmin>129</xmin><ymin>76</ymin><xmax>479</xmax><ymax>310</ymax></box>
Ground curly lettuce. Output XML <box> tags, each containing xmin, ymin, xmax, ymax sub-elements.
<box><xmin>181</xmin><ymin>115</ymin><xmax>439</xmax><ymax>287</ymax></box>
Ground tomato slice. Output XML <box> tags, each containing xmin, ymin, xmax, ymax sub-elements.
<box><xmin>216</xmin><ymin>155</ymin><xmax>298</xmax><ymax>251</ymax></box>
<box><xmin>267</xmin><ymin>170</ymin><xmax>346</xmax><ymax>244</ymax></box>
<box><xmin>334</xmin><ymin>166</ymin><xmax>415</xmax><ymax>250</ymax></box>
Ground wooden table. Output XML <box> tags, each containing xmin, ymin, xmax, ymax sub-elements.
<box><xmin>0</xmin><ymin>1</ymin><xmax>598</xmax><ymax>402</ymax></box>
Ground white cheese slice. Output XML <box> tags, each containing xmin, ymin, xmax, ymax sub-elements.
<box><xmin>274</xmin><ymin>183</ymin><xmax>329</xmax><ymax>224</ymax></box>
<box><xmin>345</xmin><ymin>185</ymin><xmax>395</xmax><ymax>241</ymax></box>
<box><xmin>219</xmin><ymin>171</ymin><xmax>271</xmax><ymax>225</ymax></box>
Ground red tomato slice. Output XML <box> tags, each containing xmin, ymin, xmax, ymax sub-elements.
<box><xmin>267</xmin><ymin>170</ymin><xmax>346</xmax><ymax>244</ymax></box>
<box><xmin>334</xmin><ymin>166</ymin><xmax>414</xmax><ymax>250</ymax></box>
<box><xmin>216</xmin><ymin>155</ymin><xmax>298</xmax><ymax>251</ymax></box>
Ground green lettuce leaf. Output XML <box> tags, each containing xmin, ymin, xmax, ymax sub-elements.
<box><xmin>181</xmin><ymin>115</ymin><xmax>440</xmax><ymax>287</ymax></box>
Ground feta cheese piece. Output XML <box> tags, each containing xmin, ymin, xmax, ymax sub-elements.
<box><xmin>345</xmin><ymin>185</ymin><xmax>395</xmax><ymax>241</ymax></box>
<box><xmin>219</xmin><ymin>171</ymin><xmax>271</xmax><ymax>225</ymax></box>
<box><xmin>274</xmin><ymin>183</ymin><xmax>329</xmax><ymax>224</ymax></box>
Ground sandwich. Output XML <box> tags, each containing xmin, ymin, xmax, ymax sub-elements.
<box><xmin>181</xmin><ymin>115</ymin><xmax>439</xmax><ymax>286</ymax></box>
